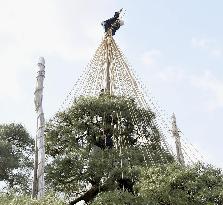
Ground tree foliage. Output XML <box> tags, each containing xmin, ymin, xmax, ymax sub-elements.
<box><xmin>137</xmin><ymin>163</ymin><xmax>223</xmax><ymax>205</ymax></box>
<box><xmin>0</xmin><ymin>123</ymin><xmax>34</xmax><ymax>193</ymax></box>
<box><xmin>43</xmin><ymin>94</ymin><xmax>223</xmax><ymax>205</ymax></box>
<box><xmin>90</xmin><ymin>190</ymin><xmax>140</xmax><ymax>205</ymax></box>
<box><xmin>0</xmin><ymin>193</ymin><xmax>65</xmax><ymax>205</ymax></box>
<box><xmin>45</xmin><ymin>95</ymin><xmax>173</xmax><ymax>204</ymax></box>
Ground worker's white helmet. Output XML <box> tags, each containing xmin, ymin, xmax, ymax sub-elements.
<box><xmin>119</xmin><ymin>20</ymin><xmax>124</xmax><ymax>26</ymax></box>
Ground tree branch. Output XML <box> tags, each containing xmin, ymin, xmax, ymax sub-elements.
<box><xmin>69</xmin><ymin>182</ymin><xmax>111</xmax><ymax>205</ymax></box>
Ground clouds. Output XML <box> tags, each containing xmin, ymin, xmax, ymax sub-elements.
<box><xmin>192</xmin><ymin>37</ymin><xmax>222</xmax><ymax>57</ymax></box>
<box><xmin>190</xmin><ymin>70</ymin><xmax>223</xmax><ymax>111</ymax></box>
<box><xmin>140</xmin><ymin>47</ymin><xmax>223</xmax><ymax>168</ymax></box>
<box><xmin>0</xmin><ymin>0</ymin><xmax>98</xmax><ymax>61</ymax></box>
<box><xmin>141</xmin><ymin>49</ymin><xmax>223</xmax><ymax>112</ymax></box>
<box><xmin>192</xmin><ymin>37</ymin><xmax>212</xmax><ymax>49</ymax></box>
<box><xmin>158</xmin><ymin>67</ymin><xmax>223</xmax><ymax>111</ymax></box>
<box><xmin>0</xmin><ymin>0</ymin><xmax>113</xmax><ymax>99</ymax></box>
<box><xmin>0</xmin><ymin>0</ymin><xmax>62</xmax><ymax>98</ymax></box>
<box><xmin>156</xmin><ymin>65</ymin><xmax>185</xmax><ymax>83</ymax></box>
<box><xmin>141</xmin><ymin>49</ymin><xmax>161</xmax><ymax>66</ymax></box>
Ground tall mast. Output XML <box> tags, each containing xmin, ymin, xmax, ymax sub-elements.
<box><xmin>32</xmin><ymin>57</ymin><xmax>46</xmax><ymax>198</ymax></box>
<box><xmin>105</xmin><ymin>31</ymin><xmax>113</xmax><ymax>95</ymax></box>
<box><xmin>101</xmin><ymin>9</ymin><xmax>123</xmax><ymax>95</ymax></box>
<box><xmin>171</xmin><ymin>113</ymin><xmax>185</xmax><ymax>165</ymax></box>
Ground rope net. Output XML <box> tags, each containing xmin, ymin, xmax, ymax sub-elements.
<box><xmin>46</xmin><ymin>33</ymin><xmax>206</xmax><ymax>203</ymax></box>
<box><xmin>56</xmin><ymin>34</ymin><xmax>176</xmax><ymax>163</ymax></box>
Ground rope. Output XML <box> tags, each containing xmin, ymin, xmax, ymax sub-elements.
<box><xmin>48</xmin><ymin>33</ymin><xmax>204</xmax><ymax>168</ymax></box>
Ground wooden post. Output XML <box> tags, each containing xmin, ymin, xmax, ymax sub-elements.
<box><xmin>32</xmin><ymin>57</ymin><xmax>46</xmax><ymax>198</ymax></box>
<box><xmin>171</xmin><ymin>113</ymin><xmax>185</xmax><ymax>165</ymax></box>
<box><xmin>105</xmin><ymin>31</ymin><xmax>113</xmax><ymax>95</ymax></box>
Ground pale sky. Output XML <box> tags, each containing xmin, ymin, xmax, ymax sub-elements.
<box><xmin>0</xmin><ymin>0</ymin><xmax>223</xmax><ymax>169</ymax></box>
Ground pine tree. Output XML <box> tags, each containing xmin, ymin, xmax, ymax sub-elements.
<box><xmin>0</xmin><ymin>123</ymin><xmax>34</xmax><ymax>193</ymax></box>
<box><xmin>45</xmin><ymin>94</ymin><xmax>173</xmax><ymax>204</ymax></box>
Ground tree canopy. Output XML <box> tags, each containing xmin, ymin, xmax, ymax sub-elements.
<box><xmin>0</xmin><ymin>123</ymin><xmax>34</xmax><ymax>193</ymax></box>
<box><xmin>45</xmin><ymin>94</ymin><xmax>173</xmax><ymax>204</ymax></box>
<box><xmin>0</xmin><ymin>193</ymin><xmax>65</xmax><ymax>205</ymax></box>
<box><xmin>137</xmin><ymin>163</ymin><xmax>223</xmax><ymax>205</ymax></box>
<box><xmin>0</xmin><ymin>96</ymin><xmax>222</xmax><ymax>205</ymax></box>
<box><xmin>90</xmin><ymin>163</ymin><xmax>223</xmax><ymax>205</ymax></box>
<box><xmin>45</xmin><ymin>94</ymin><xmax>223</xmax><ymax>205</ymax></box>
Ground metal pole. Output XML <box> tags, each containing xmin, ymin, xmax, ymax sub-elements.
<box><xmin>32</xmin><ymin>57</ymin><xmax>46</xmax><ymax>198</ymax></box>
<box><xmin>171</xmin><ymin>113</ymin><xmax>185</xmax><ymax>165</ymax></box>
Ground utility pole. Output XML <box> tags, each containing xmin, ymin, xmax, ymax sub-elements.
<box><xmin>171</xmin><ymin>113</ymin><xmax>185</xmax><ymax>166</ymax></box>
<box><xmin>32</xmin><ymin>57</ymin><xmax>46</xmax><ymax>198</ymax></box>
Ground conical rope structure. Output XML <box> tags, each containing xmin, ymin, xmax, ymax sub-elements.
<box><xmin>47</xmin><ymin>8</ymin><xmax>207</xmax><ymax>166</ymax></box>
<box><xmin>58</xmin><ymin>33</ymin><xmax>175</xmax><ymax>164</ymax></box>
<box><xmin>46</xmin><ymin>30</ymin><xmax>207</xmax><ymax>205</ymax></box>
<box><xmin>52</xmin><ymin>30</ymin><xmax>206</xmax><ymax>168</ymax></box>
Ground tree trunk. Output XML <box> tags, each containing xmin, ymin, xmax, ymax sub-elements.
<box><xmin>69</xmin><ymin>182</ymin><xmax>111</xmax><ymax>205</ymax></box>
<box><xmin>69</xmin><ymin>186</ymin><xmax>100</xmax><ymax>205</ymax></box>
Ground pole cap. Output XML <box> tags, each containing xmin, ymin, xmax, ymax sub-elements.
<box><xmin>38</xmin><ymin>57</ymin><xmax>45</xmax><ymax>66</ymax></box>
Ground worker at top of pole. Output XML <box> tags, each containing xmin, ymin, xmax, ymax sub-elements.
<box><xmin>101</xmin><ymin>9</ymin><xmax>124</xmax><ymax>36</ymax></box>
